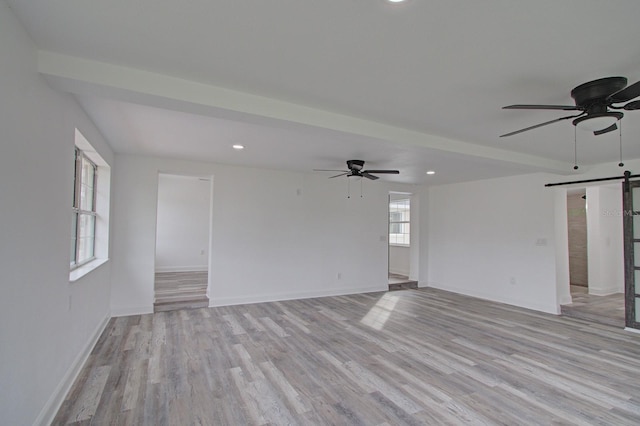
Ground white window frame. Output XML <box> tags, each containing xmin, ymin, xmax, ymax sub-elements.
<box><xmin>389</xmin><ymin>198</ymin><xmax>410</xmax><ymax>246</ymax></box>
<box><xmin>71</xmin><ymin>147</ymin><xmax>98</xmax><ymax>269</ymax></box>
<box><xmin>69</xmin><ymin>129</ymin><xmax>111</xmax><ymax>281</ymax></box>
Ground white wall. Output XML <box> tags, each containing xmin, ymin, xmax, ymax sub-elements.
<box><xmin>554</xmin><ymin>188</ymin><xmax>571</xmax><ymax>306</ymax></box>
<box><xmin>0</xmin><ymin>3</ymin><xmax>114</xmax><ymax>424</ymax></box>
<box><xmin>155</xmin><ymin>174</ymin><xmax>210</xmax><ymax>272</ymax></box>
<box><xmin>427</xmin><ymin>173</ymin><xmax>560</xmax><ymax>314</ymax></box>
<box><xmin>389</xmin><ymin>245</ymin><xmax>410</xmax><ymax>276</ymax></box>
<box><xmin>586</xmin><ymin>185</ymin><xmax>624</xmax><ymax>295</ymax></box>
<box><xmin>111</xmin><ymin>155</ymin><xmax>412</xmax><ymax>315</ymax></box>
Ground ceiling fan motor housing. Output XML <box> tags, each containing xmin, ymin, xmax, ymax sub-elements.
<box><xmin>570</xmin><ymin>77</ymin><xmax>627</xmax><ymax>106</ymax></box>
<box><xmin>347</xmin><ymin>159</ymin><xmax>365</xmax><ymax>171</ymax></box>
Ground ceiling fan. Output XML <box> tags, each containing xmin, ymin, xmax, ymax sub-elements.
<box><xmin>500</xmin><ymin>77</ymin><xmax>640</xmax><ymax>137</ymax></box>
<box><xmin>314</xmin><ymin>159</ymin><xmax>399</xmax><ymax>180</ymax></box>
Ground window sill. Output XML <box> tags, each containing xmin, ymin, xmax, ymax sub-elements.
<box><xmin>69</xmin><ymin>258</ymin><xmax>109</xmax><ymax>282</ymax></box>
<box><xmin>389</xmin><ymin>244</ymin><xmax>410</xmax><ymax>248</ymax></box>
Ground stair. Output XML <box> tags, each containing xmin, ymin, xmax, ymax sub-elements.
<box><xmin>154</xmin><ymin>296</ymin><xmax>209</xmax><ymax>312</ymax></box>
<box><xmin>388</xmin><ymin>273</ymin><xmax>418</xmax><ymax>291</ymax></box>
<box><xmin>389</xmin><ymin>280</ymin><xmax>418</xmax><ymax>291</ymax></box>
<box><xmin>154</xmin><ymin>271</ymin><xmax>209</xmax><ymax>313</ymax></box>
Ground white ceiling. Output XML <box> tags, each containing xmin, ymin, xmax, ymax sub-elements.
<box><xmin>7</xmin><ymin>0</ymin><xmax>640</xmax><ymax>184</ymax></box>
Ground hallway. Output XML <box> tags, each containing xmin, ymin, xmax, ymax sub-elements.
<box><xmin>561</xmin><ymin>285</ymin><xmax>625</xmax><ymax>328</ymax></box>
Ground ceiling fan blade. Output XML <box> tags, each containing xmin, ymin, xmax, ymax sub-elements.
<box><xmin>329</xmin><ymin>173</ymin><xmax>349</xmax><ymax>179</ymax></box>
<box><xmin>608</xmin><ymin>80</ymin><xmax>640</xmax><ymax>103</ymax></box>
<box><xmin>593</xmin><ymin>123</ymin><xmax>618</xmax><ymax>136</ymax></box>
<box><xmin>363</xmin><ymin>170</ymin><xmax>399</xmax><ymax>174</ymax></box>
<box><xmin>500</xmin><ymin>113</ymin><xmax>585</xmax><ymax>137</ymax></box>
<box><xmin>361</xmin><ymin>172</ymin><xmax>379</xmax><ymax>180</ymax></box>
<box><xmin>623</xmin><ymin>100</ymin><xmax>640</xmax><ymax>110</ymax></box>
<box><xmin>314</xmin><ymin>169</ymin><xmax>349</xmax><ymax>172</ymax></box>
<box><xmin>503</xmin><ymin>104</ymin><xmax>581</xmax><ymax>111</ymax></box>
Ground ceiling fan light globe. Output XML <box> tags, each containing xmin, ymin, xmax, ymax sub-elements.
<box><xmin>572</xmin><ymin>113</ymin><xmax>622</xmax><ymax>132</ymax></box>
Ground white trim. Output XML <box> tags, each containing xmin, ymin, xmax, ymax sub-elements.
<box><xmin>111</xmin><ymin>306</ymin><xmax>154</xmax><ymax>317</ymax></box>
<box><xmin>34</xmin><ymin>313</ymin><xmax>110</xmax><ymax>426</ymax></box>
<box><xmin>154</xmin><ymin>266</ymin><xmax>208</xmax><ymax>273</ymax></box>
<box><xmin>425</xmin><ymin>281</ymin><xmax>560</xmax><ymax>314</ymax></box>
<box><xmin>69</xmin><ymin>258</ymin><xmax>109</xmax><ymax>282</ymax></box>
<box><xmin>624</xmin><ymin>327</ymin><xmax>640</xmax><ymax>334</ymax></box>
<box><xmin>588</xmin><ymin>288</ymin><xmax>619</xmax><ymax>296</ymax></box>
<box><xmin>209</xmin><ymin>285</ymin><xmax>385</xmax><ymax>308</ymax></box>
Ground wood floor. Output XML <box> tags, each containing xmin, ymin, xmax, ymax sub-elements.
<box><xmin>561</xmin><ymin>285</ymin><xmax>625</xmax><ymax>328</ymax></box>
<box><xmin>154</xmin><ymin>271</ymin><xmax>209</xmax><ymax>312</ymax></box>
<box><xmin>388</xmin><ymin>273</ymin><xmax>418</xmax><ymax>291</ymax></box>
<box><xmin>53</xmin><ymin>288</ymin><xmax>640</xmax><ymax>425</ymax></box>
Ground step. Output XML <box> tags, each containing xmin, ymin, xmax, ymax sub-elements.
<box><xmin>388</xmin><ymin>281</ymin><xmax>418</xmax><ymax>291</ymax></box>
<box><xmin>154</xmin><ymin>288</ymin><xmax>207</xmax><ymax>298</ymax></box>
<box><xmin>154</xmin><ymin>297</ymin><xmax>209</xmax><ymax>313</ymax></box>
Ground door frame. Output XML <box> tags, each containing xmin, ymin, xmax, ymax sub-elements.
<box><xmin>623</xmin><ymin>178</ymin><xmax>640</xmax><ymax>329</ymax></box>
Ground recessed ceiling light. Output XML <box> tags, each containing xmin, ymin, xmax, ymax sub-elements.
<box><xmin>387</xmin><ymin>0</ymin><xmax>407</xmax><ymax>2</ymax></box>
<box><xmin>232</xmin><ymin>144</ymin><xmax>244</xmax><ymax>150</ymax></box>
<box><xmin>426</xmin><ymin>171</ymin><xmax>435</xmax><ymax>175</ymax></box>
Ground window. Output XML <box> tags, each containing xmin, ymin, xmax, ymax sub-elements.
<box><xmin>389</xmin><ymin>198</ymin><xmax>410</xmax><ymax>246</ymax></box>
<box><xmin>71</xmin><ymin>147</ymin><xmax>97</xmax><ymax>268</ymax></box>
<box><xmin>69</xmin><ymin>129</ymin><xmax>111</xmax><ymax>280</ymax></box>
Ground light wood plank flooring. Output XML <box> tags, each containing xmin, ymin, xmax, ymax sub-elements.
<box><xmin>54</xmin><ymin>288</ymin><xmax>640</xmax><ymax>425</ymax></box>
<box><xmin>154</xmin><ymin>271</ymin><xmax>209</xmax><ymax>312</ymax></box>
<box><xmin>388</xmin><ymin>273</ymin><xmax>418</xmax><ymax>291</ymax></box>
<box><xmin>561</xmin><ymin>285</ymin><xmax>625</xmax><ymax>327</ymax></box>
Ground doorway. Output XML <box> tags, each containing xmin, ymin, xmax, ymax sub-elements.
<box><xmin>388</xmin><ymin>192</ymin><xmax>417</xmax><ymax>291</ymax></box>
<box><xmin>560</xmin><ymin>185</ymin><xmax>625</xmax><ymax>327</ymax></box>
<box><xmin>154</xmin><ymin>173</ymin><xmax>212</xmax><ymax>312</ymax></box>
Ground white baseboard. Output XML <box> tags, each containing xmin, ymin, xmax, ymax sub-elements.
<box><xmin>425</xmin><ymin>281</ymin><xmax>559</xmax><ymax>314</ymax></box>
<box><xmin>588</xmin><ymin>287</ymin><xmax>620</xmax><ymax>296</ymax></box>
<box><xmin>209</xmin><ymin>285</ymin><xmax>385</xmax><ymax>308</ymax></box>
<box><xmin>155</xmin><ymin>266</ymin><xmax>208</xmax><ymax>273</ymax></box>
<box><xmin>111</xmin><ymin>305</ymin><xmax>154</xmax><ymax>317</ymax></box>
<box><xmin>35</xmin><ymin>312</ymin><xmax>110</xmax><ymax>426</ymax></box>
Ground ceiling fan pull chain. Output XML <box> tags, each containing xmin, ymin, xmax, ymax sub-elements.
<box><xmin>619</xmin><ymin>120</ymin><xmax>624</xmax><ymax>167</ymax></box>
<box><xmin>360</xmin><ymin>177</ymin><xmax>363</xmax><ymax>198</ymax></box>
<box><xmin>573</xmin><ymin>126</ymin><xmax>579</xmax><ymax>170</ymax></box>
<box><xmin>347</xmin><ymin>177</ymin><xmax>351</xmax><ymax>198</ymax></box>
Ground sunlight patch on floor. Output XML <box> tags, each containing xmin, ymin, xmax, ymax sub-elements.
<box><xmin>360</xmin><ymin>293</ymin><xmax>399</xmax><ymax>330</ymax></box>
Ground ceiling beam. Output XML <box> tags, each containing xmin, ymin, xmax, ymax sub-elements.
<box><xmin>38</xmin><ymin>50</ymin><xmax>573</xmax><ymax>173</ymax></box>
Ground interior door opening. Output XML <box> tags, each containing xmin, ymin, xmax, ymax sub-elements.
<box><xmin>388</xmin><ymin>192</ymin><xmax>417</xmax><ymax>291</ymax></box>
<box><xmin>560</xmin><ymin>184</ymin><xmax>625</xmax><ymax>327</ymax></box>
<box><xmin>154</xmin><ymin>173</ymin><xmax>212</xmax><ymax>312</ymax></box>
